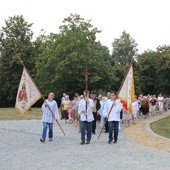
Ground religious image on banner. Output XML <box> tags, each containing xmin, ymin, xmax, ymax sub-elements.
<box><xmin>15</xmin><ymin>68</ymin><xmax>42</xmax><ymax>114</ymax></box>
<box><xmin>17</xmin><ymin>82</ymin><xmax>28</xmax><ymax>109</ymax></box>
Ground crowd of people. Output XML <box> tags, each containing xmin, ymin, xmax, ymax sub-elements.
<box><xmin>39</xmin><ymin>91</ymin><xmax>170</xmax><ymax>144</ymax></box>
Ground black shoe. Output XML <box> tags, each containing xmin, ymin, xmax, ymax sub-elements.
<box><xmin>86</xmin><ymin>141</ymin><xmax>90</xmax><ymax>144</ymax></box>
<box><xmin>108</xmin><ymin>140</ymin><xmax>112</xmax><ymax>144</ymax></box>
<box><xmin>49</xmin><ymin>138</ymin><xmax>52</xmax><ymax>142</ymax></box>
<box><xmin>92</xmin><ymin>131</ymin><xmax>95</xmax><ymax>135</ymax></box>
<box><xmin>80</xmin><ymin>141</ymin><xmax>85</xmax><ymax>145</ymax></box>
<box><xmin>113</xmin><ymin>140</ymin><xmax>117</xmax><ymax>144</ymax></box>
<box><xmin>40</xmin><ymin>138</ymin><xmax>45</xmax><ymax>143</ymax></box>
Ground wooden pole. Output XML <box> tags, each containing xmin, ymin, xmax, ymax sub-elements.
<box><xmin>20</xmin><ymin>61</ymin><xmax>66</xmax><ymax>136</ymax></box>
<box><xmin>97</xmin><ymin>103</ymin><xmax>114</xmax><ymax>140</ymax></box>
<box><xmin>83</xmin><ymin>67</ymin><xmax>90</xmax><ymax>118</ymax></box>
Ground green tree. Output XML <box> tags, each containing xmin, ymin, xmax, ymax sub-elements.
<box><xmin>137</xmin><ymin>50</ymin><xmax>158</xmax><ymax>95</ymax></box>
<box><xmin>35</xmin><ymin>14</ymin><xmax>114</xmax><ymax>97</ymax></box>
<box><xmin>138</xmin><ymin>46</ymin><xmax>170</xmax><ymax>95</ymax></box>
<box><xmin>110</xmin><ymin>31</ymin><xmax>138</xmax><ymax>91</ymax></box>
<box><xmin>111</xmin><ymin>31</ymin><xmax>138</xmax><ymax>65</ymax></box>
<box><xmin>155</xmin><ymin>45</ymin><xmax>170</xmax><ymax>95</ymax></box>
<box><xmin>0</xmin><ymin>15</ymin><xmax>35</xmax><ymax>106</ymax></box>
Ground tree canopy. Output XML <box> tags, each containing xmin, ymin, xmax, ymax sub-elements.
<box><xmin>35</xmin><ymin>14</ymin><xmax>114</xmax><ymax>97</ymax></box>
<box><xmin>0</xmin><ymin>14</ymin><xmax>170</xmax><ymax>107</ymax></box>
<box><xmin>0</xmin><ymin>15</ymin><xmax>36</xmax><ymax>106</ymax></box>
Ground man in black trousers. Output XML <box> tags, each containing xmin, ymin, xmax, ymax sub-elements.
<box><xmin>90</xmin><ymin>91</ymin><xmax>101</xmax><ymax>135</ymax></box>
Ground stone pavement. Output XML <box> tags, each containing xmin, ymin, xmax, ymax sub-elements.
<box><xmin>0</xmin><ymin>114</ymin><xmax>170</xmax><ymax>170</ymax></box>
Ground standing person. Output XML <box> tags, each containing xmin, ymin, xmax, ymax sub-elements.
<box><xmin>62</xmin><ymin>95</ymin><xmax>71</xmax><ymax>123</ymax></box>
<box><xmin>78</xmin><ymin>90</ymin><xmax>94</xmax><ymax>145</ymax></box>
<box><xmin>78</xmin><ymin>94</ymin><xmax>84</xmax><ymax>132</ymax></box>
<box><xmin>98</xmin><ymin>95</ymin><xmax>105</xmax><ymax>127</ymax></box>
<box><xmin>149</xmin><ymin>95</ymin><xmax>157</xmax><ymax>116</ymax></box>
<box><xmin>103</xmin><ymin>92</ymin><xmax>111</xmax><ymax>133</ymax></box>
<box><xmin>158</xmin><ymin>93</ymin><xmax>164</xmax><ymax>114</ymax></box>
<box><xmin>91</xmin><ymin>91</ymin><xmax>101</xmax><ymax>135</ymax></box>
<box><xmin>141</xmin><ymin>97</ymin><xmax>149</xmax><ymax>119</ymax></box>
<box><xmin>136</xmin><ymin>97</ymin><xmax>141</xmax><ymax>118</ymax></box>
<box><xmin>132</xmin><ymin>96</ymin><xmax>139</xmax><ymax>124</ymax></box>
<box><xmin>163</xmin><ymin>96</ymin><xmax>168</xmax><ymax>112</ymax></box>
<box><xmin>40</xmin><ymin>92</ymin><xmax>59</xmax><ymax>143</ymax></box>
<box><xmin>71</xmin><ymin>95</ymin><xmax>79</xmax><ymax>127</ymax></box>
<box><xmin>103</xmin><ymin>92</ymin><xmax>110</xmax><ymax>133</ymax></box>
<box><xmin>103</xmin><ymin>91</ymin><xmax>122</xmax><ymax>144</ymax></box>
<box><xmin>75</xmin><ymin>92</ymin><xmax>80</xmax><ymax>100</ymax></box>
<box><xmin>61</xmin><ymin>93</ymin><xmax>66</xmax><ymax>119</ymax></box>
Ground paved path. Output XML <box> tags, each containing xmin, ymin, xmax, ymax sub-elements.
<box><xmin>124</xmin><ymin>112</ymin><xmax>170</xmax><ymax>152</ymax></box>
<box><xmin>0</xmin><ymin>115</ymin><xmax>170</xmax><ymax>170</ymax></box>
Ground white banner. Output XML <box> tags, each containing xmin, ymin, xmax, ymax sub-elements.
<box><xmin>15</xmin><ymin>67</ymin><xmax>42</xmax><ymax>114</ymax></box>
<box><xmin>118</xmin><ymin>65</ymin><xmax>135</xmax><ymax>112</ymax></box>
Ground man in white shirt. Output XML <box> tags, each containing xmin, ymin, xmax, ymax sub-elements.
<box><xmin>103</xmin><ymin>91</ymin><xmax>122</xmax><ymax>144</ymax></box>
<box><xmin>78</xmin><ymin>90</ymin><xmax>94</xmax><ymax>145</ymax></box>
<box><xmin>40</xmin><ymin>92</ymin><xmax>59</xmax><ymax>143</ymax></box>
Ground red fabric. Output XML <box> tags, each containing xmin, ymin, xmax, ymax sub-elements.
<box><xmin>122</xmin><ymin>100</ymin><xmax>128</xmax><ymax>110</ymax></box>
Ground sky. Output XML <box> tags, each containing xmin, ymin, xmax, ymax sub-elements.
<box><xmin>0</xmin><ymin>0</ymin><xmax>170</xmax><ymax>53</ymax></box>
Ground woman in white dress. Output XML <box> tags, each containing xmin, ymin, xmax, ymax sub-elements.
<box><xmin>157</xmin><ymin>93</ymin><xmax>164</xmax><ymax>114</ymax></box>
<box><xmin>132</xmin><ymin>96</ymin><xmax>139</xmax><ymax>124</ymax></box>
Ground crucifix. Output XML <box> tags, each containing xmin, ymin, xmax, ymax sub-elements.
<box><xmin>82</xmin><ymin>67</ymin><xmax>90</xmax><ymax>91</ymax></box>
<box><xmin>82</xmin><ymin>67</ymin><xmax>91</xmax><ymax>120</ymax></box>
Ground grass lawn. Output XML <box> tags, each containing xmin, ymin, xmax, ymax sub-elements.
<box><xmin>0</xmin><ymin>108</ymin><xmax>42</xmax><ymax>120</ymax></box>
<box><xmin>150</xmin><ymin>116</ymin><xmax>170</xmax><ymax>139</ymax></box>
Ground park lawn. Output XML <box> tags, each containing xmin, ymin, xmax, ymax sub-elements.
<box><xmin>150</xmin><ymin>116</ymin><xmax>170</xmax><ymax>139</ymax></box>
<box><xmin>0</xmin><ymin>108</ymin><xmax>42</xmax><ymax>120</ymax></box>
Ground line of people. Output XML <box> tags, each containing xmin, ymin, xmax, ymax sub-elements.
<box><xmin>39</xmin><ymin>91</ymin><xmax>169</xmax><ymax>144</ymax></box>
<box><xmin>40</xmin><ymin>90</ymin><xmax>123</xmax><ymax>144</ymax></box>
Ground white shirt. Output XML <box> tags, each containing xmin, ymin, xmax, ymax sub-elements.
<box><xmin>41</xmin><ymin>99</ymin><xmax>59</xmax><ymax>123</ymax></box>
<box><xmin>158</xmin><ymin>96</ymin><xmax>164</xmax><ymax>102</ymax></box>
<box><xmin>132</xmin><ymin>101</ymin><xmax>139</xmax><ymax>111</ymax></box>
<box><xmin>103</xmin><ymin>99</ymin><xmax>122</xmax><ymax>121</ymax></box>
<box><xmin>78</xmin><ymin>98</ymin><xmax>94</xmax><ymax>122</ymax></box>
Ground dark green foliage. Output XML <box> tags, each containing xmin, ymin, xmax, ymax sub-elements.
<box><xmin>0</xmin><ymin>15</ymin><xmax>36</xmax><ymax>106</ymax></box>
<box><xmin>110</xmin><ymin>31</ymin><xmax>138</xmax><ymax>92</ymax></box>
<box><xmin>0</xmin><ymin>14</ymin><xmax>170</xmax><ymax>107</ymax></box>
<box><xmin>138</xmin><ymin>46</ymin><xmax>170</xmax><ymax>95</ymax></box>
<box><xmin>35</xmin><ymin>14</ymin><xmax>113</xmax><ymax>97</ymax></box>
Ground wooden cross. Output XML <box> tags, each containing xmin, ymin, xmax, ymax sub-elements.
<box><xmin>82</xmin><ymin>67</ymin><xmax>91</xmax><ymax>91</ymax></box>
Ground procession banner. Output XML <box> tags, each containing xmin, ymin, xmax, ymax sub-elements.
<box><xmin>15</xmin><ymin>67</ymin><xmax>42</xmax><ymax>114</ymax></box>
<box><xmin>118</xmin><ymin>64</ymin><xmax>135</xmax><ymax>113</ymax></box>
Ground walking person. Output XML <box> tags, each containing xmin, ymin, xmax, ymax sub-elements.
<box><xmin>158</xmin><ymin>93</ymin><xmax>164</xmax><ymax>114</ymax></box>
<box><xmin>40</xmin><ymin>92</ymin><xmax>59</xmax><ymax>143</ymax></box>
<box><xmin>62</xmin><ymin>95</ymin><xmax>71</xmax><ymax>123</ymax></box>
<box><xmin>91</xmin><ymin>91</ymin><xmax>101</xmax><ymax>135</ymax></box>
<box><xmin>103</xmin><ymin>91</ymin><xmax>122</xmax><ymax>144</ymax></box>
<box><xmin>163</xmin><ymin>96</ymin><xmax>168</xmax><ymax>112</ymax></box>
<box><xmin>103</xmin><ymin>92</ymin><xmax>111</xmax><ymax>133</ymax></box>
<box><xmin>78</xmin><ymin>90</ymin><xmax>94</xmax><ymax>145</ymax></box>
<box><xmin>141</xmin><ymin>97</ymin><xmax>149</xmax><ymax>119</ymax></box>
<box><xmin>78</xmin><ymin>94</ymin><xmax>84</xmax><ymax>132</ymax></box>
<box><xmin>132</xmin><ymin>96</ymin><xmax>139</xmax><ymax>124</ymax></box>
<box><xmin>98</xmin><ymin>95</ymin><xmax>105</xmax><ymax>127</ymax></box>
<box><xmin>61</xmin><ymin>93</ymin><xmax>66</xmax><ymax>119</ymax></box>
<box><xmin>71</xmin><ymin>95</ymin><xmax>79</xmax><ymax>127</ymax></box>
<box><xmin>149</xmin><ymin>95</ymin><xmax>157</xmax><ymax>116</ymax></box>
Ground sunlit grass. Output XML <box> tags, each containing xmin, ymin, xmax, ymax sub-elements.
<box><xmin>150</xmin><ymin>116</ymin><xmax>170</xmax><ymax>139</ymax></box>
<box><xmin>0</xmin><ymin>108</ymin><xmax>42</xmax><ymax>120</ymax></box>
